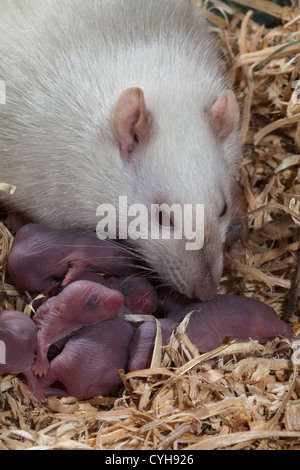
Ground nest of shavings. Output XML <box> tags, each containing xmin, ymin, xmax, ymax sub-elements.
<box><xmin>0</xmin><ymin>0</ymin><xmax>300</xmax><ymax>451</ymax></box>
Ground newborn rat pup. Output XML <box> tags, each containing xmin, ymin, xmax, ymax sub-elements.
<box><xmin>33</xmin><ymin>280</ymin><xmax>125</xmax><ymax>377</ymax></box>
<box><xmin>129</xmin><ymin>316</ymin><xmax>179</xmax><ymax>372</ymax></box>
<box><xmin>73</xmin><ymin>271</ymin><xmax>158</xmax><ymax>315</ymax></box>
<box><xmin>107</xmin><ymin>275</ymin><xmax>158</xmax><ymax>315</ymax></box>
<box><xmin>8</xmin><ymin>223</ymin><xmax>138</xmax><ymax>292</ymax></box>
<box><xmin>39</xmin><ymin>314</ymin><xmax>134</xmax><ymax>401</ymax></box>
<box><xmin>0</xmin><ymin>310</ymin><xmax>45</xmax><ymax>401</ymax></box>
<box><xmin>0</xmin><ymin>0</ymin><xmax>241</xmax><ymax>301</ymax></box>
<box><xmin>129</xmin><ymin>295</ymin><xmax>292</xmax><ymax>371</ymax></box>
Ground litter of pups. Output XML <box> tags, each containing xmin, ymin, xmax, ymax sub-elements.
<box><xmin>0</xmin><ymin>222</ymin><xmax>292</xmax><ymax>402</ymax></box>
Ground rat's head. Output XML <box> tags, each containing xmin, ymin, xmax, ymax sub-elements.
<box><xmin>111</xmin><ymin>86</ymin><xmax>240</xmax><ymax>301</ymax></box>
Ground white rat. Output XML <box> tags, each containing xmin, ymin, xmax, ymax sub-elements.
<box><xmin>0</xmin><ymin>0</ymin><xmax>241</xmax><ymax>300</ymax></box>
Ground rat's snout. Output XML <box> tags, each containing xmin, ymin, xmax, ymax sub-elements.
<box><xmin>192</xmin><ymin>278</ymin><xmax>218</xmax><ymax>301</ymax></box>
<box><xmin>190</xmin><ymin>261</ymin><xmax>220</xmax><ymax>300</ymax></box>
<box><xmin>187</xmin><ymin>251</ymin><xmax>223</xmax><ymax>301</ymax></box>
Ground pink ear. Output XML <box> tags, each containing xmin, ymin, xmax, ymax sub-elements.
<box><xmin>208</xmin><ymin>90</ymin><xmax>239</xmax><ymax>140</ymax></box>
<box><xmin>112</xmin><ymin>87</ymin><xmax>149</xmax><ymax>161</ymax></box>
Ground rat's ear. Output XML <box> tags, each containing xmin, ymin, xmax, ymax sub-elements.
<box><xmin>112</xmin><ymin>87</ymin><xmax>149</xmax><ymax>161</ymax></box>
<box><xmin>208</xmin><ymin>90</ymin><xmax>239</xmax><ymax>140</ymax></box>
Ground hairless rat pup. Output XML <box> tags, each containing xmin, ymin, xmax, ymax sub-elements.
<box><xmin>39</xmin><ymin>315</ymin><xmax>134</xmax><ymax>401</ymax></box>
<box><xmin>72</xmin><ymin>271</ymin><xmax>158</xmax><ymax>315</ymax></box>
<box><xmin>32</xmin><ymin>272</ymin><xmax>157</xmax><ymax>377</ymax></box>
<box><xmin>33</xmin><ymin>280</ymin><xmax>125</xmax><ymax>377</ymax></box>
<box><xmin>129</xmin><ymin>295</ymin><xmax>292</xmax><ymax>371</ymax></box>
<box><xmin>0</xmin><ymin>310</ymin><xmax>45</xmax><ymax>401</ymax></box>
<box><xmin>0</xmin><ymin>0</ymin><xmax>242</xmax><ymax>301</ymax></box>
<box><xmin>104</xmin><ymin>275</ymin><xmax>158</xmax><ymax>315</ymax></box>
<box><xmin>8</xmin><ymin>223</ymin><xmax>138</xmax><ymax>293</ymax></box>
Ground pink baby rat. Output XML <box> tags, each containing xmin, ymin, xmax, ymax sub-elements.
<box><xmin>8</xmin><ymin>223</ymin><xmax>138</xmax><ymax>293</ymax></box>
<box><xmin>0</xmin><ymin>310</ymin><xmax>45</xmax><ymax>401</ymax></box>
<box><xmin>129</xmin><ymin>295</ymin><xmax>292</xmax><ymax>371</ymax></box>
<box><xmin>33</xmin><ymin>279</ymin><xmax>124</xmax><ymax>377</ymax></box>
<box><xmin>39</xmin><ymin>314</ymin><xmax>134</xmax><ymax>401</ymax></box>
<box><xmin>73</xmin><ymin>271</ymin><xmax>158</xmax><ymax>315</ymax></box>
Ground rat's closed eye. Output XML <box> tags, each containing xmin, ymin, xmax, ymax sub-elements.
<box><xmin>155</xmin><ymin>208</ymin><xmax>175</xmax><ymax>228</ymax></box>
<box><xmin>218</xmin><ymin>202</ymin><xmax>228</xmax><ymax>218</ymax></box>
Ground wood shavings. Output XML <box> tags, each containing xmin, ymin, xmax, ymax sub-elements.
<box><xmin>283</xmin><ymin>254</ymin><xmax>300</xmax><ymax>321</ymax></box>
<box><xmin>285</xmin><ymin>401</ymin><xmax>300</xmax><ymax>431</ymax></box>
<box><xmin>289</xmin><ymin>198</ymin><xmax>300</xmax><ymax>225</ymax></box>
<box><xmin>1</xmin><ymin>0</ymin><xmax>300</xmax><ymax>451</ymax></box>
<box><xmin>46</xmin><ymin>397</ymin><xmax>79</xmax><ymax>414</ymax></box>
<box><xmin>254</xmin><ymin>113</ymin><xmax>300</xmax><ymax>145</ymax></box>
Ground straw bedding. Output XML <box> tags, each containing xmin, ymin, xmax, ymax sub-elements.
<box><xmin>0</xmin><ymin>0</ymin><xmax>299</xmax><ymax>450</ymax></box>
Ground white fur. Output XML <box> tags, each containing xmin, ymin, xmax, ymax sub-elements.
<box><xmin>0</xmin><ymin>0</ymin><xmax>241</xmax><ymax>300</ymax></box>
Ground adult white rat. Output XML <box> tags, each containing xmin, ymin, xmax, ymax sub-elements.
<box><xmin>0</xmin><ymin>0</ymin><xmax>241</xmax><ymax>300</ymax></box>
